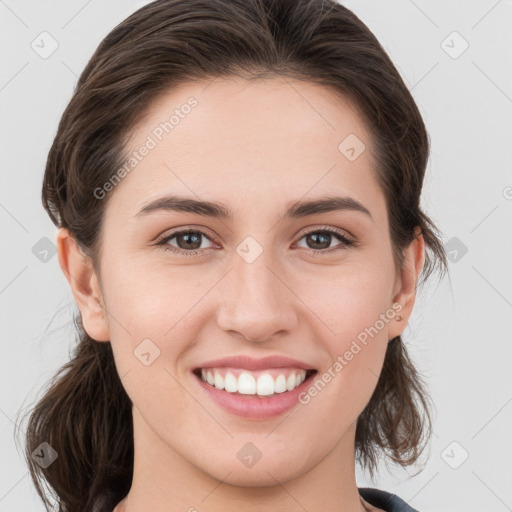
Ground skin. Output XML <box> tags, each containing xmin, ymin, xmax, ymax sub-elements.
<box><xmin>57</xmin><ymin>77</ymin><xmax>424</xmax><ymax>512</ymax></box>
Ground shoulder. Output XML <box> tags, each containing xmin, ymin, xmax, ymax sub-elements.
<box><xmin>358</xmin><ymin>487</ymin><xmax>420</xmax><ymax>512</ymax></box>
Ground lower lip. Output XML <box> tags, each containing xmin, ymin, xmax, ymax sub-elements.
<box><xmin>193</xmin><ymin>371</ymin><xmax>316</xmax><ymax>419</ymax></box>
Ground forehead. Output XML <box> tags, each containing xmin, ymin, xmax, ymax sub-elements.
<box><xmin>105</xmin><ymin>76</ymin><xmax>383</xmax><ymax>221</ymax></box>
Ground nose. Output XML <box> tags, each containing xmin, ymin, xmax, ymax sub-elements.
<box><xmin>216</xmin><ymin>250</ymin><xmax>298</xmax><ymax>343</ymax></box>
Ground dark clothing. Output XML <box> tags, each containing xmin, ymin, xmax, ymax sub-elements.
<box><xmin>92</xmin><ymin>487</ymin><xmax>419</xmax><ymax>511</ymax></box>
<box><xmin>359</xmin><ymin>487</ymin><xmax>419</xmax><ymax>511</ymax></box>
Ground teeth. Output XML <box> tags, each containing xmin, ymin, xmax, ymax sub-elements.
<box><xmin>198</xmin><ymin>368</ymin><xmax>308</xmax><ymax>396</ymax></box>
<box><xmin>257</xmin><ymin>374</ymin><xmax>275</xmax><ymax>396</ymax></box>
<box><xmin>274</xmin><ymin>374</ymin><xmax>287</xmax><ymax>393</ymax></box>
<box><xmin>214</xmin><ymin>372</ymin><xmax>224</xmax><ymax>390</ymax></box>
<box><xmin>238</xmin><ymin>373</ymin><xmax>256</xmax><ymax>394</ymax></box>
<box><xmin>224</xmin><ymin>372</ymin><xmax>238</xmax><ymax>392</ymax></box>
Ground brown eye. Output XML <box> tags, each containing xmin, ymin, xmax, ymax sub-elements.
<box><xmin>296</xmin><ymin>228</ymin><xmax>355</xmax><ymax>254</ymax></box>
<box><xmin>157</xmin><ymin>229</ymin><xmax>216</xmax><ymax>256</ymax></box>
<box><xmin>173</xmin><ymin>231</ymin><xmax>203</xmax><ymax>250</ymax></box>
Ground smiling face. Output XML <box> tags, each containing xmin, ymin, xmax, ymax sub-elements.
<box><xmin>58</xmin><ymin>76</ymin><xmax>422</xmax><ymax>505</ymax></box>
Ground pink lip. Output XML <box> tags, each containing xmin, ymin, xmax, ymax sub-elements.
<box><xmin>194</xmin><ymin>354</ymin><xmax>316</xmax><ymax>371</ymax></box>
<box><xmin>193</xmin><ymin>370</ymin><xmax>316</xmax><ymax>419</ymax></box>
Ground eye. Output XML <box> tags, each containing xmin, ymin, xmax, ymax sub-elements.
<box><xmin>295</xmin><ymin>226</ymin><xmax>355</xmax><ymax>255</ymax></box>
<box><xmin>156</xmin><ymin>229</ymin><xmax>217</xmax><ymax>256</ymax></box>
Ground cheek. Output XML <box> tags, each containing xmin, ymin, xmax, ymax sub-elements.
<box><xmin>296</xmin><ymin>259</ymin><xmax>393</xmax><ymax>399</ymax></box>
<box><xmin>103</xmin><ymin>263</ymin><xmax>196</xmax><ymax>423</ymax></box>
<box><xmin>102</xmin><ymin>254</ymin><xmax>210</xmax><ymax>335</ymax></box>
<box><xmin>297</xmin><ymin>256</ymin><xmax>396</xmax><ymax>340</ymax></box>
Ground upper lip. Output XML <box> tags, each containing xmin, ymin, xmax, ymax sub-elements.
<box><xmin>194</xmin><ymin>355</ymin><xmax>316</xmax><ymax>371</ymax></box>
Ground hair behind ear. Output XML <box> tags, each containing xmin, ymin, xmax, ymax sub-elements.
<box><xmin>355</xmin><ymin>336</ymin><xmax>433</xmax><ymax>479</ymax></box>
<box><xmin>16</xmin><ymin>312</ymin><xmax>133</xmax><ymax>512</ymax></box>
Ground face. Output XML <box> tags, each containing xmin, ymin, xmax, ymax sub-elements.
<box><xmin>59</xmin><ymin>77</ymin><xmax>422</xmax><ymax>489</ymax></box>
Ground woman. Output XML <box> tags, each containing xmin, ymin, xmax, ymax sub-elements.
<box><xmin>18</xmin><ymin>0</ymin><xmax>448</xmax><ymax>510</ymax></box>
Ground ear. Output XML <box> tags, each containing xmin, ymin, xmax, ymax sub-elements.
<box><xmin>56</xmin><ymin>228</ymin><xmax>110</xmax><ymax>342</ymax></box>
<box><xmin>387</xmin><ymin>227</ymin><xmax>425</xmax><ymax>340</ymax></box>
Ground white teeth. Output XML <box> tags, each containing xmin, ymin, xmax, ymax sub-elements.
<box><xmin>238</xmin><ymin>373</ymin><xmax>256</xmax><ymax>394</ymax></box>
<box><xmin>214</xmin><ymin>372</ymin><xmax>224</xmax><ymax>390</ymax></box>
<box><xmin>274</xmin><ymin>374</ymin><xmax>287</xmax><ymax>393</ymax></box>
<box><xmin>286</xmin><ymin>373</ymin><xmax>296</xmax><ymax>391</ymax></box>
<box><xmin>256</xmin><ymin>373</ymin><xmax>275</xmax><ymax>396</ymax></box>
<box><xmin>224</xmin><ymin>372</ymin><xmax>238</xmax><ymax>392</ymax></box>
<box><xmin>198</xmin><ymin>369</ymin><xmax>308</xmax><ymax>396</ymax></box>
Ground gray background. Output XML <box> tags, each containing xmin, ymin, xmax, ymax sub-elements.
<box><xmin>1</xmin><ymin>1</ymin><xmax>511</xmax><ymax>511</ymax></box>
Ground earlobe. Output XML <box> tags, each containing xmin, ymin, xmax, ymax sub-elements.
<box><xmin>56</xmin><ymin>228</ymin><xmax>110</xmax><ymax>342</ymax></box>
<box><xmin>388</xmin><ymin>227</ymin><xmax>425</xmax><ymax>340</ymax></box>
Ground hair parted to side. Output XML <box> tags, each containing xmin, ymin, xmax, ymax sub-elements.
<box><xmin>15</xmin><ymin>0</ymin><xmax>448</xmax><ymax>510</ymax></box>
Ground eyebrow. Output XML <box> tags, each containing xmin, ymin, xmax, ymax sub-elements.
<box><xmin>134</xmin><ymin>194</ymin><xmax>372</xmax><ymax>221</ymax></box>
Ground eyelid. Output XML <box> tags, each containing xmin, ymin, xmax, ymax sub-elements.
<box><xmin>155</xmin><ymin>224</ymin><xmax>354</xmax><ymax>243</ymax></box>
<box><xmin>294</xmin><ymin>224</ymin><xmax>355</xmax><ymax>243</ymax></box>
<box><xmin>154</xmin><ymin>225</ymin><xmax>219</xmax><ymax>245</ymax></box>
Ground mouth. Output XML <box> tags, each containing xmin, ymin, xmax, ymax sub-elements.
<box><xmin>191</xmin><ymin>354</ymin><xmax>319</xmax><ymax>418</ymax></box>
<box><xmin>192</xmin><ymin>367</ymin><xmax>318</xmax><ymax>398</ymax></box>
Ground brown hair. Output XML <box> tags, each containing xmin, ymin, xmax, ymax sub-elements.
<box><xmin>15</xmin><ymin>0</ymin><xmax>448</xmax><ymax>510</ymax></box>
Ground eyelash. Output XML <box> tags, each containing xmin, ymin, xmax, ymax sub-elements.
<box><xmin>155</xmin><ymin>226</ymin><xmax>356</xmax><ymax>257</ymax></box>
